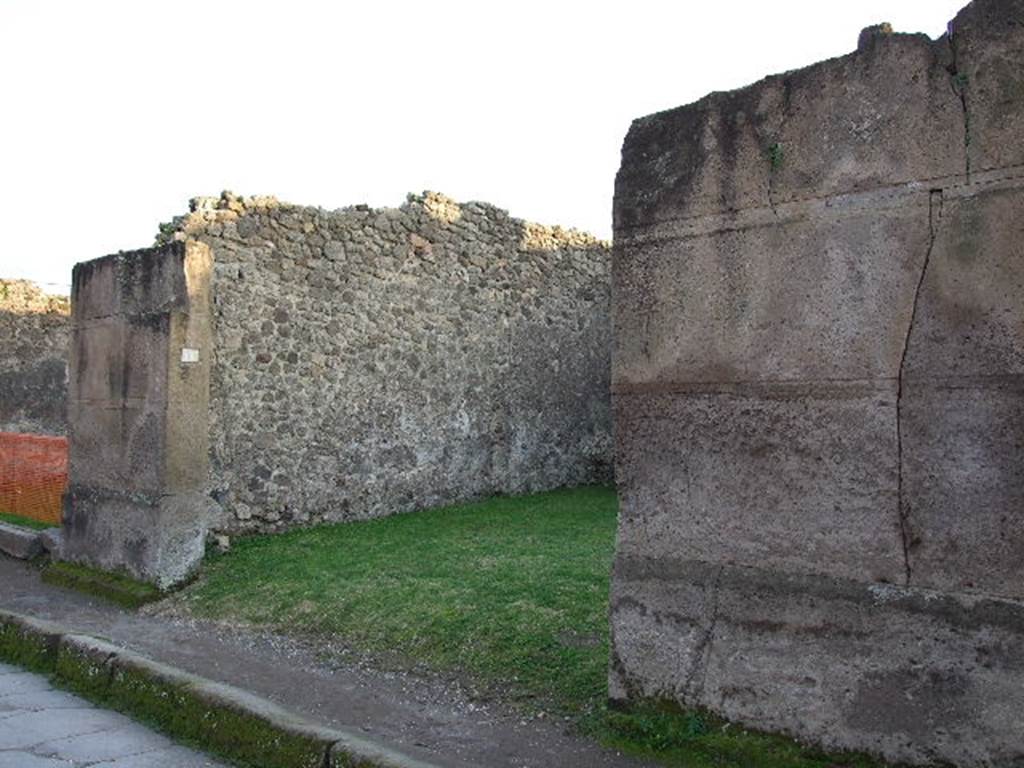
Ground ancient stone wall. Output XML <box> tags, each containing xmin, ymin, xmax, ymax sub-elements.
<box><xmin>0</xmin><ymin>280</ymin><xmax>70</xmax><ymax>435</ymax></box>
<box><xmin>160</xmin><ymin>191</ymin><xmax>612</xmax><ymax>531</ymax></box>
<box><xmin>610</xmin><ymin>1</ymin><xmax>1024</xmax><ymax>765</ymax></box>
<box><xmin>62</xmin><ymin>243</ymin><xmax>217</xmax><ymax>587</ymax></box>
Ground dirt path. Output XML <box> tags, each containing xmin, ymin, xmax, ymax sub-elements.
<box><xmin>0</xmin><ymin>557</ymin><xmax>652</xmax><ymax>768</ymax></box>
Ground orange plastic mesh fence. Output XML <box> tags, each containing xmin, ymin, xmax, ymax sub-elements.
<box><xmin>0</xmin><ymin>432</ymin><xmax>67</xmax><ymax>525</ymax></box>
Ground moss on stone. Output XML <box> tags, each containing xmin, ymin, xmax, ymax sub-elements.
<box><xmin>52</xmin><ymin>644</ymin><xmax>332</xmax><ymax>767</ymax></box>
<box><xmin>102</xmin><ymin>665</ymin><xmax>329</xmax><ymax>768</ymax></box>
<box><xmin>42</xmin><ymin>561</ymin><xmax>164</xmax><ymax>609</ymax></box>
<box><xmin>54</xmin><ymin>641</ymin><xmax>115</xmax><ymax>701</ymax></box>
<box><xmin>0</xmin><ymin>615</ymin><xmax>339</xmax><ymax>768</ymax></box>
<box><xmin>0</xmin><ymin>617</ymin><xmax>59</xmax><ymax>673</ymax></box>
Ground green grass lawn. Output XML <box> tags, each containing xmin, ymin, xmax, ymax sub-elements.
<box><xmin>182</xmin><ymin>487</ymin><xmax>887</xmax><ymax>768</ymax></box>
<box><xmin>0</xmin><ymin>511</ymin><xmax>55</xmax><ymax>531</ymax></box>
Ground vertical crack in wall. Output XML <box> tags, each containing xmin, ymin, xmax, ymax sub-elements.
<box><xmin>895</xmin><ymin>189</ymin><xmax>944</xmax><ymax>586</ymax></box>
<box><xmin>695</xmin><ymin>565</ymin><xmax>724</xmax><ymax>700</ymax></box>
<box><xmin>767</xmin><ymin>171</ymin><xmax>780</xmax><ymax>218</ymax></box>
<box><xmin>681</xmin><ymin>565</ymin><xmax>724</xmax><ymax>701</ymax></box>
<box><xmin>947</xmin><ymin>29</ymin><xmax>972</xmax><ymax>181</ymax></box>
<box><xmin>765</xmin><ymin>135</ymin><xmax>786</xmax><ymax>217</ymax></box>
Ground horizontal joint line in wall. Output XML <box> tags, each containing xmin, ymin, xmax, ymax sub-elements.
<box><xmin>614</xmin><ymin>163</ymin><xmax>1024</xmax><ymax>246</ymax></box>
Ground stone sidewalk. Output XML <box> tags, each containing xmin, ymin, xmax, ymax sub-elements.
<box><xmin>0</xmin><ymin>662</ymin><xmax>227</xmax><ymax>767</ymax></box>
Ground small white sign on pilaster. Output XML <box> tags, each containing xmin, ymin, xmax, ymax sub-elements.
<box><xmin>181</xmin><ymin>347</ymin><xmax>200</xmax><ymax>364</ymax></box>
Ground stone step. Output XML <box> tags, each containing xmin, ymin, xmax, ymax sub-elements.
<box><xmin>0</xmin><ymin>522</ymin><xmax>44</xmax><ymax>560</ymax></box>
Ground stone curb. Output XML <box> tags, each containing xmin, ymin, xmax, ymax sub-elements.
<box><xmin>0</xmin><ymin>522</ymin><xmax>44</xmax><ymax>560</ymax></box>
<box><xmin>0</xmin><ymin>609</ymin><xmax>444</xmax><ymax>768</ymax></box>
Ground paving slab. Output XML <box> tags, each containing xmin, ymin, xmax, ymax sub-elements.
<box><xmin>36</xmin><ymin>722</ymin><xmax>173</xmax><ymax>763</ymax></box>
<box><xmin>0</xmin><ymin>671</ymin><xmax>51</xmax><ymax>695</ymax></box>
<box><xmin>0</xmin><ymin>753</ymin><xmax>69</xmax><ymax>768</ymax></box>
<box><xmin>91</xmin><ymin>745</ymin><xmax>234</xmax><ymax>767</ymax></box>
<box><xmin>0</xmin><ymin>662</ymin><xmax>226</xmax><ymax>767</ymax></box>
<box><xmin>0</xmin><ymin>688</ymin><xmax>95</xmax><ymax>711</ymax></box>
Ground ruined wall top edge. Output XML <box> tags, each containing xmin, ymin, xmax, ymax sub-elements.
<box><xmin>0</xmin><ymin>280</ymin><xmax>70</xmax><ymax>315</ymax></box>
<box><xmin>614</xmin><ymin>0</ymin><xmax>1024</xmax><ymax>230</ymax></box>
<box><xmin>155</xmin><ymin>190</ymin><xmax>609</xmax><ymax>253</ymax></box>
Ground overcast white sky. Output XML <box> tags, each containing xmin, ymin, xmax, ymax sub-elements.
<box><xmin>1</xmin><ymin>0</ymin><xmax>965</xmax><ymax>291</ymax></box>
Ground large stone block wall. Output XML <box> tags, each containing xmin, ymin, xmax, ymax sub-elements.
<box><xmin>0</xmin><ymin>280</ymin><xmax>70</xmax><ymax>435</ymax></box>
<box><xmin>610</xmin><ymin>2</ymin><xmax>1024</xmax><ymax>765</ymax></box>
<box><xmin>62</xmin><ymin>243</ymin><xmax>218</xmax><ymax>587</ymax></box>
<box><xmin>160</xmin><ymin>191</ymin><xmax>611</xmax><ymax>531</ymax></box>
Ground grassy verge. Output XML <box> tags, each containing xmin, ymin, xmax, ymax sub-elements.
<box><xmin>181</xmin><ymin>487</ymin><xmax>888</xmax><ymax>768</ymax></box>
<box><xmin>596</xmin><ymin>702</ymin><xmax>887</xmax><ymax>768</ymax></box>
<box><xmin>0</xmin><ymin>510</ymin><xmax>55</xmax><ymax>531</ymax></box>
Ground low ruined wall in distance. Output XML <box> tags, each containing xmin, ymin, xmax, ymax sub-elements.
<box><xmin>610</xmin><ymin>1</ymin><xmax>1024</xmax><ymax>765</ymax></box>
<box><xmin>160</xmin><ymin>191</ymin><xmax>612</xmax><ymax>531</ymax></box>
<box><xmin>0</xmin><ymin>280</ymin><xmax>70</xmax><ymax>435</ymax></box>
